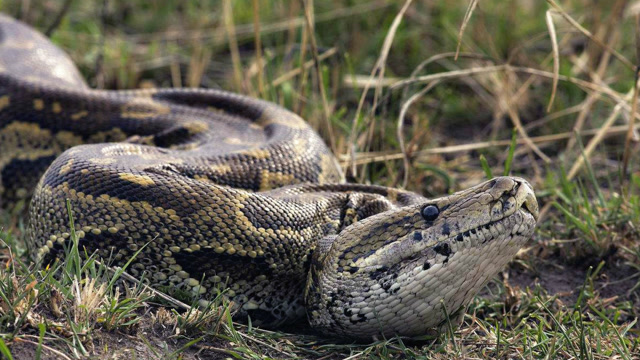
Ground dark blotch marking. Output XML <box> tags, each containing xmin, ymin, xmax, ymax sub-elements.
<box><xmin>434</xmin><ymin>242</ymin><xmax>451</xmax><ymax>257</ymax></box>
<box><xmin>348</xmin><ymin>266</ymin><xmax>359</xmax><ymax>274</ymax></box>
<box><xmin>368</xmin><ymin>266</ymin><xmax>389</xmax><ymax>280</ymax></box>
<box><xmin>455</xmin><ymin>234</ymin><xmax>464</xmax><ymax>242</ymax></box>
<box><xmin>441</xmin><ymin>223</ymin><xmax>450</xmax><ymax>236</ymax></box>
<box><xmin>344</xmin><ymin>308</ymin><xmax>352</xmax><ymax>317</ymax></box>
<box><xmin>413</xmin><ymin>232</ymin><xmax>423</xmax><ymax>241</ymax></box>
<box><xmin>350</xmin><ymin>313</ymin><xmax>368</xmax><ymax>324</ymax></box>
<box><xmin>423</xmin><ymin>262</ymin><xmax>431</xmax><ymax>270</ymax></box>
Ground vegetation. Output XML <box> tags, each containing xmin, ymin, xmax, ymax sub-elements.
<box><xmin>0</xmin><ymin>0</ymin><xmax>639</xmax><ymax>358</ymax></box>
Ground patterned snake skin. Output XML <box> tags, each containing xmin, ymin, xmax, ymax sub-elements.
<box><xmin>0</xmin><ymin>14</ymin><xmax>539</xmax><ymax>339</ymax></box>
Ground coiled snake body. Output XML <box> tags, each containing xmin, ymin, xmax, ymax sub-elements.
<box><xmin>0</xmin><ymin>14</ymin><xmax>539</xmax><ymax>339</ymax></box>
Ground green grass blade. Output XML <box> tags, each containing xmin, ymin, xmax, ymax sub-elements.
<box><xmin>0</xmin><ymin>337</ymin><xmax>13</xmax><ymax>360</ymax></box>
<box><xmin>35</xmin><ymin>323</ymin><xmax>45</xmax><ymax>360</ymax></box>
<box><xmin>480</xmin><ymin>154</ymin><xmax>493</xmax><ymax>179</ymax></box>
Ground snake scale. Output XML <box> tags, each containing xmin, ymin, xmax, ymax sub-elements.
<box><xmin>0</xmin><ymin>14</ymin><xmax>539</xmax><ymax>339</ymax></box>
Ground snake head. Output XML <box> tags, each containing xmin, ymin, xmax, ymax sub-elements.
<box><xmin>305</xmin><ymin>176</ymin><xmax>538</xmax><ymax>339</ymax></box>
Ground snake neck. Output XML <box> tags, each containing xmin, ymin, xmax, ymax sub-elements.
<box><xmin>305</xmin><ymin>177</ymin><xmax>538</xmax><ymax>339</ymax></box>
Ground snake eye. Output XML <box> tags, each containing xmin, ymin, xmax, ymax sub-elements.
<box><xmin>422</xmin><ymin>205</ymin><xmax>439</xmax><ymax>221</ymax></box>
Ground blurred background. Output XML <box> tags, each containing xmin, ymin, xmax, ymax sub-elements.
<box><xmin>4</xmin><ymin>0</ymin><xmax>636</xmax><ymax>196</ymax></box>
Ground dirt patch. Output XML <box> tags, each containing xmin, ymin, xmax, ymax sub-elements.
<box><xmin>507</xmin><ymin>253</ymin><xmax>640</xmax><ymax>309</ymax></box>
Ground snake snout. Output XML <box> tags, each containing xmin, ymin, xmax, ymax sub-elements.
<box><xmin>486</xmin><ymin>177</ymin><xmax>538</xmax><ymax>221</ymax></box>
<box><xmin>514</xmin><ymin>178</ymin><xmax>539</xmax><ymax>221</ymax></box>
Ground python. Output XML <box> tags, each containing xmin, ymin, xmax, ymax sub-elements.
<box><xmin>0</xmin><ymin>14</ymin><xmax>538</xmax><ymax>339</ymax></box>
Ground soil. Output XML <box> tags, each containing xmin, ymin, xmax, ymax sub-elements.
<box><xmin>507</xmin><ymin>252</ymin><xmax>640</xmax><ymax>314</ymax></box>
<box><xmin>7</xmin><ymin>325</ymin><xmax>233</xmax><ymax>360</ymax></box>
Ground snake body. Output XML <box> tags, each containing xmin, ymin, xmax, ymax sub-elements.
<box><xmin>0</xmin><ymin>14</ymin><xmax>539</xmax><ymax>339</ymax></box>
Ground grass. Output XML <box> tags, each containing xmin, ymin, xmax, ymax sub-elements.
<box><xmin>1</xmin><ymin>0</ymin><xmax>640</xmax><ymax>358</ymax></box>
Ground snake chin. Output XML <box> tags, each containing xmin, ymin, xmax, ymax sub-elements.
<box><xmin>305</xmin><ymin>177</ymin><xmax>538</xmax><ymax>340</ymax></box>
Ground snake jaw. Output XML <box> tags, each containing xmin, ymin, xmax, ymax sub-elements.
<box><xmin>306</xmin><ymin>176</ymin><xmax>538</xmax><ymax>339</ymax></box>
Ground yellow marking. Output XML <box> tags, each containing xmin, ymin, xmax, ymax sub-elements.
<box><xmin>194</xmin><ymin>175</ymin><xmax>212</xmax><ymax>183</ymax></box>
<box><xmin>89</xmin><ymin>157</ymin><xmax>116</xmax><ymax>165</ymax></box>
<box><xmin>184</xmin><ymin>121</ymin><xmax>209</xmax><ymax>135</ymax></box>
<box><xmin>119</xmin><ymin>173</ymin><xmax>156</xmax><ymax>187</ymax></box>
<box><xmin>54</xmin><ymin>131</ymin><xmax>83</xmax><ymax>147</ymax></box>
<box><xmin>0</xmin><ymin>96</ymin><xmax>10</xmax><ymax>111</ymax></box>
<box><xmin>210</xmin><ymin>164</ymin><xmax>232</xmax><ymax>174</ymax></box>
<box><xmin>52</xmin><ymin>102</ymin><xmax>62</xmax><ymax>113</ymax></box>
<box><xmin>0</xmin><ymin>122</ymin><xmax>56</xmax><ymax>161</ymax></box>
<box><xmin>121</xmin><ymin>98</ymin><xmax>171</xmax><ymax>119</ymax></box>
<box><xmin>249</xmin><ymin>123</ymin><xmax>263</xmax><ymax>130</ymax></box>
<box><xmin>224</xmin><ymin>137</ymin><xmax>244</xmax><ymax>145</ymax></box>
<box><xmin>33</xmin><ymin>99</ymin><xmax>44</xmax><ymax>111</ymax></box>
<box><xmin>256</xmin><ymin>107</ymin><xmax>308</xmax><ymax>129</ymax></box>
<box><xmin>71</xmin><ymin>111</ymin><xmax>88</xmax><ymax>120</ymax></box>
<box><xmin>387</xmin><ymin>189</ymin><xmax>399</xmax><ymax>202</ymax></box>
<box><xmin>234</xmin><ymin>148</ymin><xmax>270</xmax><ymax>159</ymax></box>
<box><xmin>15</xmin><ymin>188</ymin><xmax>28</xmax><ymax>198</ymax></box>
<box><xmin>87</xmin><ymin>128</ymin><xmax>128</xmax><ymax>143</ymax></box>
<box><xmin>259</xmin><ymin>170</ymin><xmax>297</xmax><ymax>191</ymax></box>
<box><xmin>101</xmin><ymin>143</ymin><xmax>146</xmax><ymax>156</ymax></box>
<box><xmin>206</xmin><ymin>106</ymin><xmax>228</xmax><ymax>115</ymax></box>
<box><xmin>59</xmin><ymin>159</ymin><xmax>74</xmax><ymax>175</ymax></box>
